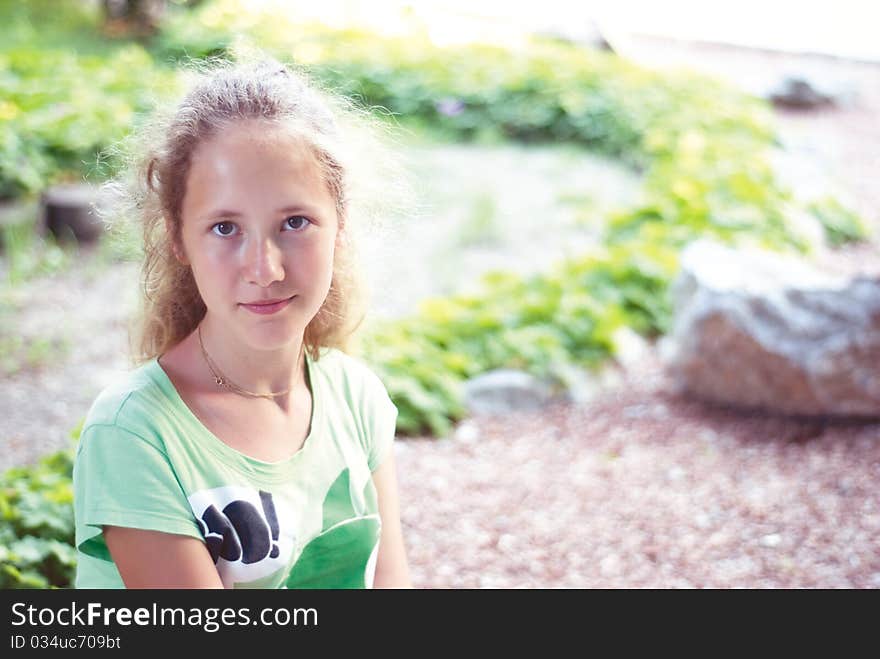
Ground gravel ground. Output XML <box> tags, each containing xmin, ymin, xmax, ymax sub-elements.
<box><xmin>2</xmin><ymin>38</ymin><xmax>879</xmax><ymax>588</ymax></box>
<box><xmin>398</xmin><ymin>353</ymin><xmax>880</xmax><ymax>588</ymax></box>
<box><xmin>0</xmin><ymin>257</ymin><xmax>139</xmax><ymax>470</ymax></box>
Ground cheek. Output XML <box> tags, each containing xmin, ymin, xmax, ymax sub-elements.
<box><xmin>318</xmin><ymin>242</ymin><xmax>337</xmax><ymax>285</ymax></box>
<box><xmin>291</xmin><ymin>240</ymin><xmax>335</xmax><ymax>276</ymax></box>
<box><xmin>187</xmin><ymin>246</ymin><xmax>236</xmax><ymax>296</ymax></box>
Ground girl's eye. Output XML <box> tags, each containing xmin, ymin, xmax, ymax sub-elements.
<box><xmin>283</xmin><ymin>216</ymin><xmax>311</xmax><ymax>232</ymax></box>
<box><xmin>211</xmin><ymin>221</ymin><xmax>238</xmax><ymax>237</ymax></box>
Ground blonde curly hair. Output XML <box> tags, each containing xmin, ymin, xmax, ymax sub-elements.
<box><xmin>107</xmin><ymin>56</ymin><xmax>396</xmax><ymax>365</ymax></box>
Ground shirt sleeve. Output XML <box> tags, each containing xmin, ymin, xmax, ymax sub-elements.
<box><xmin>73</xmin><ymin>422</ymin><xmax>203</xmax><ymax>560</ymax></box>
<box><xmin>366</xmin><ymin>379</ymin><xmax>399</xmax><ymax>473</ymax></box>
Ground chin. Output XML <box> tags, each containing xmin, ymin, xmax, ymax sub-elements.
<box><xmin>251</xmin><ymin>319</ymin><xmax>311</xmax><ymax>348</ymax></box>
<box><xmin>247</xmin><ymin>324</ymin><xmax>302</xmax><ymax>346</ymax></box>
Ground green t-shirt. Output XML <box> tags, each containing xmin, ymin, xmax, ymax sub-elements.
<box><xmin>73</xmin><ymin>346</ymin><xmax>398</xmax><ymax>589</ymax></box>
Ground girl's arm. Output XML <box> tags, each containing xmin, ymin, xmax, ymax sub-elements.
<box><xmin>371</xmin><ymin>453</ymin><xmax>413</xmax><ymax>588</ymax></box>
<box><xmin>103</xmin><ymin>526</ymin><xmax>224</xmax><ymax>588</ymax></box>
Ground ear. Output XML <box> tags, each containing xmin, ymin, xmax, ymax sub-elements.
<box><xmin>164</xmin><ymin>217</ymin><xmax>189</xmax><ymax>265</ymax></box>
<box><xmin>334</xmin><ymin>213</ymin><xmax>347</xmax><ymax>248</ymax></box>
<box><xmin>172</xmin><ymin>241</ymin><xmax>189</xmax><ymax>266</ymax></box>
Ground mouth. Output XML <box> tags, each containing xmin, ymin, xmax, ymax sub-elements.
<box><xmin>239</xmin><ymin>296</ymin><xmax>295</xmax><ymax>315</ymax></box>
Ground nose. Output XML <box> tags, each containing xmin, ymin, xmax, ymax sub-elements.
<box><xmin>242</xmin><ymin>235</ymin><xmax>285</xmax><ymax>287</ymax></box>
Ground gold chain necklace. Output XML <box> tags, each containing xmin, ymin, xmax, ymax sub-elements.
<box><xmin>197</xmin><ymin>324</ymin><xmax>297</xmax><ymax>400</ymax></box>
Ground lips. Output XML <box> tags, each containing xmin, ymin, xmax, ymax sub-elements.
<box><xmin>240</xmin><ymin>296</ymin><xmax>295</xmax><ymax>315</ymax></box>
<box><xmin>243</xmin><ymin>297</ymin><xmax>290</xmax><ymax>306</ymax></box>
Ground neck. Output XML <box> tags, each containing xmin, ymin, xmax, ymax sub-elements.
<box><xmin>196</xmin><ymin>314</ymin><xmax>308</xmax><ymax>399</ymax></box>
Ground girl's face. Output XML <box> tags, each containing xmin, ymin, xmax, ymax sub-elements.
<box><xmin>177</xmin><ymin>120</ymin><xmax>340</xmax><ymax>352</ymax></box>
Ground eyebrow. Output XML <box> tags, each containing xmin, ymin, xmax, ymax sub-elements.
<box><xmin>200</xmin><ymin>206</ymin><xmax>319</xmax><ymax>223</ymax></box>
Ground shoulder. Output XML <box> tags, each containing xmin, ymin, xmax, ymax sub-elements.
<box><xmin>311</xmin><ymin>346</ymin><xmax>389</xmax><ymax>400</ymax></box>
<box><xmin>79</xmin><ymin>360</ymin><xmax>170</xmax><ymax>448</ymax></box>
<box><xmin>312</xmin><ymin>346</ymin><xmax>397</xmax><ymax>432</ymax></box>
<box><xmin>313</xmin><ymin>347</ymin><xmax>398</xmax><ymax>471</ymax></box>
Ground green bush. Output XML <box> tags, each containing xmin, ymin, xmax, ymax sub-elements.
<box><xmin>0</xmin><ymin>45</ymin><xmax>178</xmax><ymax>199</ymax></box>
<box><xmin>0</xmin><ymin>422</ymin><xmax>80</xmax><ymax>588</ymax></box>
<box><xmin>0</xmin><ymin>1</ymin><xmax>180</xmax><ymax>200</ymax></box>
<box><xmin>808</xmin><ymin>196</ymin><xmax>870</xmax><ymax>246</ymax></box>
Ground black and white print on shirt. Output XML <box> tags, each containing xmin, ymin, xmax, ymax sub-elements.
<box><xmin>188</xmin><ymin>486</ymin><xmax>297</xmax><ymax>588</ymax></box>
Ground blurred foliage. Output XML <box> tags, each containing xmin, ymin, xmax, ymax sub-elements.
<box><xmin>0</xmin><ymin>43</ymin><xmax>178</xmax><ymax>199</ymax></box>
<box><xmin>153</xmin><ymin>1</ymin><xmax>765</xmax><ymax>164</ymax></box>
<box><xmin>0</xmin><ymin>421</ymin><xmax>80</xmax><ymax>589</ymax></box>
<box><xmin>0</xmin><ymin>220</ymin><xmax>72</xmax><ymax>285</ymax></box>
<box><xmin>807</xmin><ymin>196</ymin><xmax>869</xmax><ymax>247</ymax></box>
<box><xmin>0</xmin><ymin>333</ymin><xmax>72</xmax><ymax>378</ymax></box>
<box><xmin>0</xmin><ymin>1</ymin><xmax>180</xmax><ymax>199</ymax></box>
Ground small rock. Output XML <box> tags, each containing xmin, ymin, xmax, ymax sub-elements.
<box><xmin>453</xmin><ymin>420</ymin><xmax>481</xmax><ymax>444</ymax></box>
<box><xmin>497</xmin><ymin>534</ymin><xmax>517</xmax><ymax>552</ymax></box>
<box><xmin>462</xmin><ymin>369</ymin><xmax>557</xmax><ymax>415</ymax></box>
<box><xmin>600</xmin><ymin>553</ymin><xmax>622</xmax><ymax>577</ymax></box>
<box><xmin>478</xmin><ymin>574</ymin><xmax>504</xmax><ymax>588</ymax></box>
<box><xmin>695</xmin><ymin>512</ymin><xmax>711</xmax><ymax>529</ymax></box>
<box><xmin>612</xmin><ymin>326</ymin><xmax>652</xmax><ymax>371</ymax></box>
<box><xmin>41</xmin><ymin>183</ymin><xmax>109</xmax><ymax>244</ymax></box>
<box><xmin>623</xmin><ymin>404</ymin><xmax>650</xmax><ymax>419</ymax></box>
<box><xmin>768</xmin><ymin>75</ymin><xmax>834</xmax><ymax>109</ymax></box>
<box><xmin>428</xmin><ymin>475</ymin><xmax>448</xmax><ymax>491</ymax></box>
<box><xmin>760</xmin><ymin>533</ymin><xmax>783</xmax><ymax>548</ymax></box>
<box><xmin>651</xmin><ymin>403</ymin><xmax>669</xmax><ymax>419</ymax></box>
<box><xmin>708</xmin><ymin>531</ymin><xmax>730</xmax><ymax>547</ymax></box>
<box><xmin>699</xmin><ymin>429</ymin><xmax>719</xmax><ymax>444</ymax></box>
<box><xmin>667</xmin><ymin>465</ymin><xmax>686</xmax><ymax>482</ymax></box>
<box><xmin>553</xmin><ymin>362</ymin><xmax>604</xmax><ymax>404</ymax></box>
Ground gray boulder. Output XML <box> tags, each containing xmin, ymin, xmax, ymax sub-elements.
<box><xmin>768</xmin><ymin>75</ymin><xmax>834</xmax><ymax>109</ymax></box>
<box><xmin>662</xmin><ymin>240</ymin><xmax>880</xmax><ymax>417</ymax></box>
<box><xmin>462</xmin><ymin>369</ymin><xmax>559</xmax><ymax>415</ymax></box>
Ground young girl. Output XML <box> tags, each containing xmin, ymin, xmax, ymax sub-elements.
<box><xmin>73</xmin><ymin>58</ymin><xmax>412</xmax><ymax>588</ymax></box>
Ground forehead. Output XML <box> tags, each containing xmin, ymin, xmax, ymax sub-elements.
<box><xmin>191</xmin><ymin>119</ymin><xmax>321</xmax><ymax>178</ymax></box>
<box><xmin>204</xmin><ymin>118</ymin><xmax>311</xmax><ymax>153</ymax></box>
<box><xmin>183</xmin><ymin>120</ymin><xmax>334</xmax><ymax>217</ymax></box>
